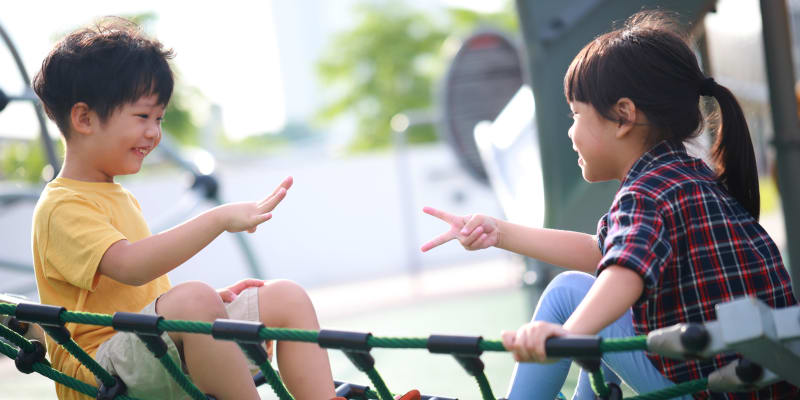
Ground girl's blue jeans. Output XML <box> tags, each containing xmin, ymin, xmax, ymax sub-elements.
<box><xmin>506</xmin><ymin>271</ymin><xmax>691</xmax><ymax>400</ymax></box>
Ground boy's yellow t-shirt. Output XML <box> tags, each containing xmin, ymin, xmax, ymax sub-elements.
<box><xmin>31</xmin><ymin>177</ymin><xmax>171</xmax><ymax>399</ymax></box>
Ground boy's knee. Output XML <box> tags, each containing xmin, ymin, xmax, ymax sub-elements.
<box><xmin>259</xmin><ymin>279</ymin><xmax>311</xmax><ymax>305</ymax></box>
<box><xmin>157</xmin><ymin>281</ymin><xmax>226</xmax><ymax>320</ymax></box>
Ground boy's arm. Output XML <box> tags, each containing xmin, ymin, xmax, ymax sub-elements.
<box><xmin>99</xmin><ymin>177</ymin><xmax>291</xmax><ymax>286</ymax></box>
<box><xmin>495</xmin><ymin>220</ymin><xmax>600</xmax><ymax>274</ymax></box>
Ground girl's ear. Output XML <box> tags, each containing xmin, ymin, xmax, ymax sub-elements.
<box><xmin>70</xmin><ymin>102</ymin><xmax>93</xmax><ymax>137</ymax></box>
<box><xmin>613</xmin><ymin>97</ymin><xmax>637</xmax><ymax>138</ymax></box>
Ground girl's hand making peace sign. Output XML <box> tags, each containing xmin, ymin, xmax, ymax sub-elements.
<box><xmin>420</xmin><ymin>206</ymin><xmax>500</xmax><ymax>252</ymax></box>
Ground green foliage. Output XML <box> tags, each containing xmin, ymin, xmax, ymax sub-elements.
<box><xmin>0</xmin><ymin>139</ymin><xmax>62</xmax><ymax>183</ymax></box>
<box><xmin>315</xmin><ymin>1</ymin><xmax>517</xmax><ymax>152</ymax></box>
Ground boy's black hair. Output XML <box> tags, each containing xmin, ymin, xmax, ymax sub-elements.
<box><xmin>33</xmin><ymin>17</ymin><xmax>175</xmax><ymax>139</ymax></box>
<box><xmin>564</xmin><ymin>10</ymin><xmax>760</xmax><ymax>220</ymax></box>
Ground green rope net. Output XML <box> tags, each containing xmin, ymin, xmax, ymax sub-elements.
<box><xmin>0</xmin><ymin>302</ymin><xmax>716</xmax><ymax>400</ymax></box>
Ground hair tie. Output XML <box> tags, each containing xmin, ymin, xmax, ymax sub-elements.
<box><xmin>698</xmin><ymin>77</ymin><xmax>717</xmax><ymax>97</ymax></box>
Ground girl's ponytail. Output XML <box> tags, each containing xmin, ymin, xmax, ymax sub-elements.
<box><xmin>706</xmin><ymin>79</ymin><xmax>761</xmax><ymax>220</ymax></box>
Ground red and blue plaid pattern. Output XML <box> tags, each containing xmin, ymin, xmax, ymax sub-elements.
<box><xmin>596</xmin><ymin>141</ymin><xmax>797</xmax><ymax>399</ymax></box>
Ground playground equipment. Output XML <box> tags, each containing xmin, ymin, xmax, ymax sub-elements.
<box><xmin>1</xmin><ymin>293</ymin><xmax>798</xmax><ymax>399</ymax></box>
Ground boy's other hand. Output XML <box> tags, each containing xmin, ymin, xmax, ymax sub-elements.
<box><xmin>420</xmin><ymin>206</ymin><xmax>499</xmax><ymax>252</ymax></box>
<box><xmin>220</xmin><ymin>176</ymin><xmax>293</xmax><ymax>233</ymax></box>
<box><xmin>217</xmin><ymin>278</ymin><xmax>265</xmax><ymax>303</ymax></box>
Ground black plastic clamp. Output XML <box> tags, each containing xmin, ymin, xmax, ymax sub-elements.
<box><xmin>240</xmin><ymin>343</ymin><xmax>269</xmax><ymax>366</ymax></box>
<box><xmin>334</xmin><ymin>381</ymin><xmax>370</xmax><ymax>399</ymax></box>
<box><xmin>679</xmin><ymin>323</ymin><xmax>710</xmax><ymax>355</ymax></box>
<box><xmin>112</xmin><ymin>312</ymin><xmax>163</xmax><ymax>335</ymax></box>
<box><xmin>427</xmin><ymin>335</ymin><xmax>483</xmax><ymax>355</ymax></box>
<box><xmin>211</xmin><ymin>319</ymin><xmax>265</xmax><ymax>343</ymax></box>
<box><xmin>5</xmin><ymin>317</ymin><xmax>30</xmax><ymax>336</ymax></box>
<box><xmin>15</xmin><ymin>303</ymin><xmax>65</xmax><ymax>327</ymax></box>
<box><xmin>344</xmin><ymin>350</ymin><xmax>376</xmax><ymax>372</ymax></box>
<box><xmin>41</xmin><ymin>325</ymin><xmax>71</xmax><ymax>344</ymax></box>
<box><xmin>575</xmin><ymin>358</ymin><xmax>601</xmax><ymax>373</ymax></box>
<box><xmin>137</xmin><ymin>334</ymin><xmax>169</xmax><ymax>358</ymax></box>
<box><xmin>96</xmin><ymin>375</ymin><xmax>127</xmax><ymax>400</ymax></box>
<box><xmin>735</xmin><ymin>359</ymin><xmax>763</xmax><ymax>383</ymax></box>
<box><xmin>14</xmin><ymin>340</ymin><xmax>47</xmax><ymax>374</ymax></box>
<box><xmin>318</xmin><ymin>330</ymin><xmax>372</xmax><ymax>351</ymax></box>
<box><xmin>544</xmin><ymin>336</ymin><xmax>602</xmax><ymax>358</ymax></box>
<box><xmin>454</xmin><ymin>355</ymin><xmax>484</xmax><ymax>377</ymax></box>
<box><xmin>600</xmin><ymin>382</ymin><xmax>622</xmax><ymax>400</ymax></box>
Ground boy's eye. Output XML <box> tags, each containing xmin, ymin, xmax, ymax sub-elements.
<box><xmin>136</xmin><ymin>114</ymin><xmax>149</xmax><ymax>119</ymax></box>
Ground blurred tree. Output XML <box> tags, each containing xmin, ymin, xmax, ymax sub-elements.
<box><xmin>315</xmin><ymin>1</ymin><xmax>517</xmax><ymax>152</ymax></box>
<box><xmin>0</xmin><ymin>12</ymin><xmax>204</xmax><ymax>183</ymax></box>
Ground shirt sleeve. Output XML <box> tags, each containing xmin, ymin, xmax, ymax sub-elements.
<box><xmin>597</xmin><ymin>191</ymin><xmax>672</xmax><ymax>295</ymax></box>
<box><xmin>41</xmin><ymin>196</ymin><xmax>126</xmax><ymax>291</ymax></box>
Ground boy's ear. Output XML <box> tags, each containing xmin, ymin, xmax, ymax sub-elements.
<box><xmin>613</xmin><ymin>97</ymin><xmax>637</xmax><ymax>139</ymax></box>
<box><xmin>69</xmin><ymin>102</ymin><xmax>93</xmax><ymax>136</ymax></box>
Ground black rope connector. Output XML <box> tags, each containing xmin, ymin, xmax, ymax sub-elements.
<box><xmin>454</xmin><ymin>355</ymin><xmax>484</xmax><ymax>377</ymax></box>
<box><xmin>6</xmin><ymin>317</ymin><xmax>30</xmax><ymax>336</ymax></box>
<box><xmin>334</xmin><ymin>381</ymin><xmax>370</xmax><ymax>399</ymax></box>
<box><xmin>735</xmin><ymin>359</ymin><xmax>763</xmax><ymax>383</ymax></box>
<box><xmin>137</xmin><ymin>334</ymin><xmax>169</xmax><ymax>358</ymax></box>
<box><xmin>318</xmin><ymin>330</ymin><xmax>372</xmax><ymax>351</ymax></box>
<box><xmin>427</xmin><ymin>334</ymin><xmax>483</xmax><ymax>355</ymax></box>
<box><xmin>575</xmin><ymin>358</ymin><xmax>601</xmax><ymax>373</ymax></box>
<box><xmin>211</xmin><ymin>319</ymin><xmax>265</xmax><ymax>343</ymax></box>
<box><xmin>96</xmin><ymin>375</ymin><xmax>127</xmax><ymax>400</ymax></box>
<box><xmin>240</xmin><ymin>343</ymin><xmax>269</xmax><ymax>366</ymax></box>
<box><xmin>600</xmin><ymin>382</ymin><xmax>623</xmax><ymax>400</ymax></box>
<box><xmin>344</xmin><ymin>350</ymin><xmax>376</xmax><ymax>372</ymax></box>
<box><xmin>680</xmin><ymin>323</ymin><xmax>710</xmax><ymax>355</ymax></box>
<box><xmin>544</xmin><ymin>335</ymin><xmax>602</xmax><ymax>358</ymax></box>
<box><xmin>15</xmin><ymin>303</ymin><xmax>65</xmax><ymax>327</ymax></box>
<box><xmin>14</xmin><ymin>339</ymin><xmax>47</xmax><ymax>374</ymax></box>
<box><xmin>112</xmin><ymin>312</ymin><xmax>163</xmax><ymax>335</ymax></box>
<box><xmin>42</xmin><ymin>325</ymin><xmax>71</xmax><ymax>344</ymax></box>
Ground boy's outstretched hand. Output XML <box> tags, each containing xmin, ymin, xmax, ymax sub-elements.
<box><xmin>420</xmin><ymin>206</ymin><xmax>499</xmax><ymax>252</ymax></box>
<box><xmin>220</xmin><ymin>176</ymin><xmax>293</xmax><ymax>233</ymax></box>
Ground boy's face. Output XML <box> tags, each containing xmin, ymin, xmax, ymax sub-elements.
<box><xmin>88</xmin><ymin>94</ymin><xmax>165</xmax><ymax>181</ymax></box>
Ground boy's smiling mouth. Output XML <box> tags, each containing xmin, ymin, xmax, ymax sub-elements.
<box><xmin>133</xmin><ymin>146</ymin><xmax>151</xmax><ymax>157</ymax></box>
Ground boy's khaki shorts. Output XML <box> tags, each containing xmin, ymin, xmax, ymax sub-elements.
<box><xmin>95</xmin><ymin>287</ymin><xmax>266</xmax><ymax>400</ymax></box>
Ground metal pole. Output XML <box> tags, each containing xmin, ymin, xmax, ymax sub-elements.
<box><xmin>760</xmin><ymin>0</ymin><xmax>800</xmax><ymax>296</ymax></box>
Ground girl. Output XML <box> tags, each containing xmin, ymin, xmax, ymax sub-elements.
<box><xmin>420</xmin><ymin>11</ymin><xmax>797</xmax><ymax>399</ymax></box>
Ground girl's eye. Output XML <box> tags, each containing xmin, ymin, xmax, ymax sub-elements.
<box><xmin>136</xmin><ymin>114</ymin><xmax>149</xmax><ymax>119</ymax></box>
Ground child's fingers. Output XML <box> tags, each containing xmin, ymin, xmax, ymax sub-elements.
<box><xmin>461</xmin><ymin>226</ymin><xmax>484</xmax><ymax>248</ymax></box>
<box><xmin>422</xmin><ymin>206</ymin><xmax>458</xmax><ymax>224</ymax></box>
<box><xmin>258</xmin><ymin>187</ymin><xmax>287</xmax><ymax>211</ymax></box>
<box><xmin>459</xmin><ymin>214</ymin><xmax>485</xmax><ymax>236</ymax></box>
<box><xmin>420</xmin><ymin>231</ymin><xmax>456</xmax><ymax>252</ymax></box>
<box><xmin>270</xmin><ymin>176</ymin><xmax>293</xmax><ymax>197</ymax></box>
<box><xmin>473</xmin><ymin>233</ymin><xmax>491</xmax><ymax>249</ymax></box>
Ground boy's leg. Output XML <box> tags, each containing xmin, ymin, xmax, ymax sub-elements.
<box><xmin>256</xmin><ymin>279</ymin><xmax>336</xmax><ymax>399</ymax></box>
<box><xmin>157</xmin><ymin>281</ymin><xmax>259</xmax><ymax>400</ymax></box>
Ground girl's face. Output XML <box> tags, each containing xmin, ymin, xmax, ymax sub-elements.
<box><xmin>567</xmin><ymin>101</ymin><xmax>621</xmax><ymax>182</ymax></box>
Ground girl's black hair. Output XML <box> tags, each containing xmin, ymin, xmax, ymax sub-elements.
<box><xmin>33</xmin><ymin>17</ymin><xmax>175</xmax><ymax>139</ymax></box>
<box><xmin>564</xmin><ymin>10</ymin><xmax>760</xmax><ymax>219</ymax></box>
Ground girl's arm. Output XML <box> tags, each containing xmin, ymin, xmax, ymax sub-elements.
<box><xmin>99</xmin><ymin>177</ymin><xmax>292</xmax><ymax>286</ymax></box>
<box><xmin>495</xmin><ymin>220</ymin><xmax>600</xmax><ymax>274</ymax></box>
<box><xmin>420</xmin><ymin>206</ymin><xmax>601</xmax><ymax>273</ymax></box>
<box><xmin>501</xmin><ymin>265</ymin><xmax>643</xmax><ymax>362</ymax></box>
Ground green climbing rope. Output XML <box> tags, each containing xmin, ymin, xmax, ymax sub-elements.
<box><xmin>0</xmin><ymin>302</ymin><xmax>731</xmax><ymax>400</ymax></box>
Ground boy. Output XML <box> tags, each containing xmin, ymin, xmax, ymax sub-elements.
<box><xmin>31</xmin><ymin>17</ymin><xmax>339</xmax><ymax>399</ymax></box>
